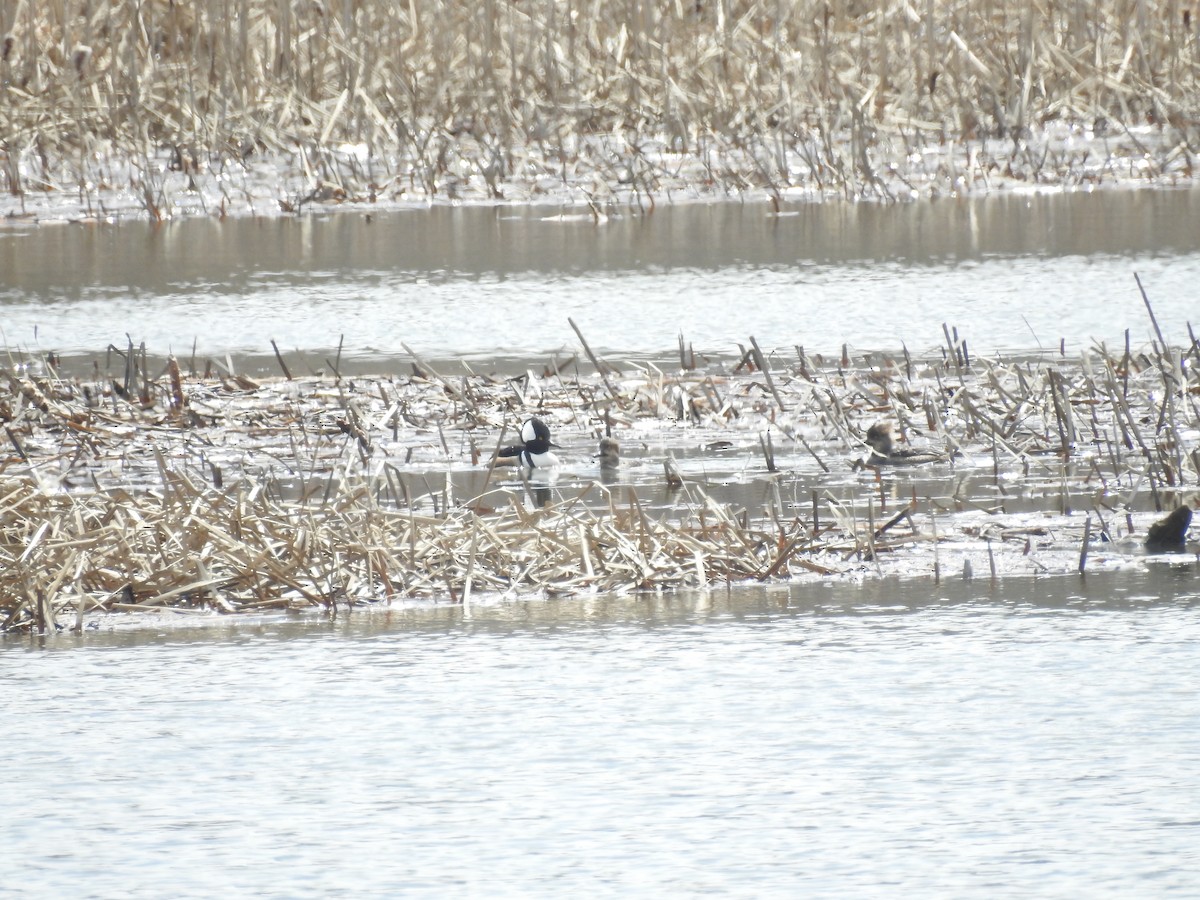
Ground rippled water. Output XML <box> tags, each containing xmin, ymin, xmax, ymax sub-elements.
<box><xmin>5</xmin><ymin>573</ymin><xmax>1200</xmax><ymax>896</ymax></box>
<box><xmin>3</xmin><ymin>189</ymin><xmax>1200</xmax><ymax>371</ymax></box>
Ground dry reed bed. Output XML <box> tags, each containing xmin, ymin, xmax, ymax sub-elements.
<box><xmin>2</xmin><ymin>318</ymin><xmax>1198</xmax><ymax>633</ymax></box>
<box><xmin>2</xmin><ymin>0</ymin><xmax>1198</xmax><ymax>218</ymax></box>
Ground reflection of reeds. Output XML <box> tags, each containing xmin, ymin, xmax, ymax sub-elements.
<box><xmin>2</xmin><ymin>313</ymin><xmax>1197</xmax><ymax>632</ymax></box>
<box><xmin>2</xmin><ymin>1</ymin><xmax>1197</xmax><ymax>210</ymax></box>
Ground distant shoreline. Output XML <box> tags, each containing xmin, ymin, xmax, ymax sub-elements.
<box><xmin>3</xmin><ymin>123</ymin><xmax>1197</xmax><ymax>226</ymax></box>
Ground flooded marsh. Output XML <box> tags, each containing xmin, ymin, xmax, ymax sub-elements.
<box><xmin>2</xmin><ymin>314</ymin><xmax>1197</xmax><ymax>632</ymax></box>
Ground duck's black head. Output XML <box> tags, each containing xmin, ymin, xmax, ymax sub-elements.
<box><xmin>521</xmin><ymin>417</ymin><xmax>555</xmax><ymax>454</ymax></box>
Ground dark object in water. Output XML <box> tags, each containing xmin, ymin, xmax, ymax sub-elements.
<box><xmin>598</xmin><ymin>436</ymin><xmax>620</xmax><ymax>470</ymax></box>
<box><xmin>865</xmin><ymin>422</ymin><xmax>896</xmax><ymax>456</ymax></box>
<box><xmin>863</xmin><ymin>422</ymin><xmax>944</xmax><ymax>467</ymax></box>
<box><xmin>1144</xmin><ymin>506</ymin><xmax>1193</xmax><ymax>552</ymax></box>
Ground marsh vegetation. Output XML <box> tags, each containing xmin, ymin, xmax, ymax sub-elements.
<box><xmin>3</xmin><ymin>0</ymin><xmax>1199</xmax><ymax>217</ymax></box>
<box><xmin>2</xmin><ymin>310</ymin><xmax>1197</xmax><ymax>632</ymax></box>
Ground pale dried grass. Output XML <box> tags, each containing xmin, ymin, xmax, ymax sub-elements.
<box><xmin>2</xmin><ymin>318</ymin><xmax>1197</xmax><ymax>632</ymax></box>
<box><xmin>2</xmin><ymin>0</ymin><xmax>1198</xmax><ymax>208</ymax></box>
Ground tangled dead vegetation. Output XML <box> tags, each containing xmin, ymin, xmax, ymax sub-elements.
<box><xmin>2</xmin><ymin>0</ymin><xmax>1199</xmax><ymax>220</ymax></box>
<box><xmin>2</xmin><ymin>311</ymin><xmax>1198</xmax><ymax>632</ymax></box>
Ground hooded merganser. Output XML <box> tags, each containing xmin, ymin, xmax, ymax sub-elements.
<box><xmin>598</xmin><ymin>435</ymin><xmax>620</xmax><ymax>470</ymax></box>
<box><xmin>863</xmin><ymin>422</ymin><xmax>945</xmax><ymax>467</ymax></box>
<box><xmin>1144</xmin><ymin>505</ymin><xmax>1192</xmax><ymax>552</ymax></box>
<box><xmin>497</xmin><ymin>417</ymin><xmax>560</xmax><ymax>470</ymax></box>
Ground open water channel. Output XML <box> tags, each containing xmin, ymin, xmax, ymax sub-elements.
<box><xmin>3</xmin><ymin>188</ymin><xmax>1200</xmax><ymax>367</ymax></box>
<box><xmin>3</xmin><ymin>188</ymin><xmax>1200</xmax><ymax>896</ymax></box>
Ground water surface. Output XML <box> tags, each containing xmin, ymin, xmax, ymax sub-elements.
<box><xmin>4</xmin><ymin>574</ymin><xmax>1200</xmax><ymax>896</ymax></box>
<box><xmin>3</xmin><ymin>189</ymin><xmax>1199</xmax><ymax>369</ymax></box>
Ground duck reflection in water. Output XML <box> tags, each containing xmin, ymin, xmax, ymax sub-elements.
<box><xmin>512</xmin><ymin>465</ymin><xmax>556</xmax><ymax>509</ymax></box>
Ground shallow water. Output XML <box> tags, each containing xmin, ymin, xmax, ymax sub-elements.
<box><xmin>3</xmin><ymin>188</ymin><xmax>1200</xmax><ymax>371</ymax></box>
<box><xmin>4</xmin><ymin>573</ymin><xmax>1200</xmax><ymax>896</ymax></box>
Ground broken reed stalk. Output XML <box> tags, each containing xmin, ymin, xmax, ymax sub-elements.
<box><xmin>873</xmin><ymin>502</ymin><xmax>915</xmax><ymax>541</ymax></box>
<box><xmin>795</xmin><ymin>432</ymin><xmax>829</xmax><ymax>473</ymax></box>
<box><xmin>749</xmin><ymin>336</ymin><xmax>786</xmax><ymax>413</ymax></box>
<box><xmin>271</xmin><ymin>340</ymin><xmax>293</xmax><ymax>381</ymax></box>
<box><xmin>473</xmin><ymin>423</ymin><xmax>509</xmax><ymax>506</ymax></box>
<box><xmin>568</xmin><ymin>318</ymin><xmax>620</xmax><ymax>402</ymax></box>
<box><xmin>1135</xmin><ymin>272</ymin><xmax>1170</xmax><ymax>365</ymax></box>
<box><xmin>930</xmin><ymin>507</ymin><xmax>941</xmax><ymax>585</ymax></box>
<box><xmin>1078</xmin><ymin>515</ymin><xmax>1092</xmax><ymax>574</ymax></box>
<box><xmin>759</xmin><ymin>431</ymin><xmax>778</xmax><ymax>473</ymax></box>
<box><xmin>462</xmin><ymin>518</ymin><xmax>480</xmax><ymax>609</ymax></box>
<box><xmin>663</xmin><ymin>456</ymin><xmax>683</xmax><ymax>488</ymax></box>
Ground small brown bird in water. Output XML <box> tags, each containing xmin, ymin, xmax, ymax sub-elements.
<box><xmin>865</xmin><ymin>422</ymin><xmax>897</xmax><ymax>457</ymax></box>
<box><xmin>863</xmin><ymin>422</ymin><xmax>944</xmax><ymax>467</ymax></box>
<box><xmin>1144</xmin><ymin>505</ymin><xmax>1193</xmax><ymax>553</ymax></box>
<box><xmin>598</xmin><ymin>435</ymin><xmax>620</xmax><ymax>470</ymax></box>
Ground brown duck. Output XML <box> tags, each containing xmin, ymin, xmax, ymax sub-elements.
<box><xmin>1144</xmin><ymin>506</ymin><xmax>1193</xmax><ymax>553</ymax></box>
<box><xmin>863</xmin><ymin>422</ymin><xmax>946</xmax><ymax>467</ymax></box>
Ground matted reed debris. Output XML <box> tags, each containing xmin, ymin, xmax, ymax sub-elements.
<box><xmin>2</xmin><ymin>0</ymin><xmax>1198</xmax><ymax>219</ymax></box>
<box><xmin>2</xmin><ymin>322</ymin><xmax>1199</xmax><ymax>633</ymax></box>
